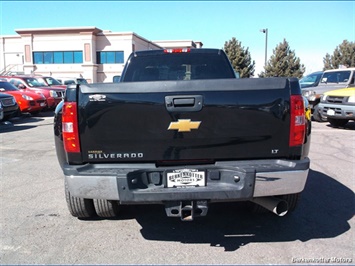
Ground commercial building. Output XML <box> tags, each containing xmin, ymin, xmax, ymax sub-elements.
<box><xmin>0</xmin><ymin>27</ymin><xmax>203</xmax><ymax>83</ymax></box>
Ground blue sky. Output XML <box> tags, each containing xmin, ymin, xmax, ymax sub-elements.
<box><xmin>1</xmin><ymin>1</ymin><xmax>354</xmax><ymax>75</ymax></box>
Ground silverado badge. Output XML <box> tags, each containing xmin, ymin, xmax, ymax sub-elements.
<box><xmin>168</xmin><ymin>119</ymin><xmax>201</xmax><ymax>132</ymax></box>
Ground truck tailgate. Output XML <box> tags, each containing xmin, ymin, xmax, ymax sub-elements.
<box><xmin>78</xmin><ymin>78</ymin><xmax>291</xmax><ymax>163</ymax></box>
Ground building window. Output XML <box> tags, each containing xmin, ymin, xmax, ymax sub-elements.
<box><xmin>74</xmin><ymin>51</ymin><xmax>83</xmax><ymax>63</ymax></box>
<box><xmin>33</xmin><ymin>52</ymin><xmax>43</xmax><ymax>64</ymax></box>
<box><xmin>33</xmin><ymin>51</ymin><xmax>83</xmax><ymax>64</ymax></box>
<box><xmin>54</xmin><ymin>52</ymin><xmax>63</xmax><ymax>63</ymax></box>
<box><xmin>63</xmin><ymin>51</ymin><xmax>73</xmax><ymax>63</ymax></box>
<box><xmin>44</xmin><ymin>52</ymin><xmax>53</xmax><ymax>64</ymax></box>
<box><xmin>96</xmin><ymin>51</ymin><xmax>124</xmax><ymax>64</ymax></box>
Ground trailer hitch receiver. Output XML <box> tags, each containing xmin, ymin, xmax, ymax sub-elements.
<box><xmin>164</xmin><ymin>200</ymin><xmax>208</xmax><ymax>221</ymax></box>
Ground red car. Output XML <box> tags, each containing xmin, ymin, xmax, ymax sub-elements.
<box><xmin>0</xmin><ymin>81</ymin><xmax>47</xmax><ymax>114</ymax></box>
<box><xmin>0</xmin><ymin>76</ymin><xmax>65</xmax><ymax>109</ymax></box>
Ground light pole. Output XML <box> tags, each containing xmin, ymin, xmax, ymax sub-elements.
<box><xmin>260</xmin><ymin>28</ymin><xmax>268</xmax><ymax>67</ymax></box>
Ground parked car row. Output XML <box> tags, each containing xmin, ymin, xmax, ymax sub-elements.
<box><xmin>300</xmin><ymin>67</ymin><xmax>355</xmax><ymax>126</ymax></box>
<box><xmin>1</xmin><ymin>76</ymin><xmax>65</xmax><ymax>109</ymax></box>
<box><xmin>0</xmin><ymin>81</ymin><xmax>47</xmax><ymax>114</ymax></box>
<box><xmin>1</xmin><ymin>72</ymin><xmax>353</xmax><ymax>128</ymax></box>
<box><xmin>0</xmin><ymin>75</ymin><xmax>67</xmax><ymax>122</ymax></box>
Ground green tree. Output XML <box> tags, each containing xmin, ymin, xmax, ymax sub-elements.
<box><xmin>323</xmin><ymin>40</ymin><xmax>355</xmax><ymax>70</ymax></box>
<box><xmin>263</xmin><ymin>39</ymin><xmax>305</xmax><ymax>78</ymax></box>
<box><xmin>323</xmin><ymin>53</ymin><xmax>332</xmax><ymax>70</ymax></box>
<box><xmin>224</xmin><ymin>37</ymin><xmax>255</xmax><ymax>78</ymax></box>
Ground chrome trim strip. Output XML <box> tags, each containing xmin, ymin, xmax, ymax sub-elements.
<box><xmin>254</xmin><ymin>169</ymin><xmax>309</xmax><ymax>197</ymax></box>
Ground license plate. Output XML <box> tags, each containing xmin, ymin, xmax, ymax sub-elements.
<box><xmin>327</xmin><ymin>109</ymin><xmax>335</xmax><ymax>116</ymax></box>
<box><xmin>40</xmin><ymin>103</ymin><xmax>46</xmax><ymax>107</ymax></box>
<box><xmin>167</xmin><ymin>169</ymin><xmax>206</xmax><ymax>188</ymax></box>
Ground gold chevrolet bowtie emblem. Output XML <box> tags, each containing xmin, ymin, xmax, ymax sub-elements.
<box><xmin>168</xmin><ymin>119</ymin><xmax>201</xmax><ymax>132</ymax></box>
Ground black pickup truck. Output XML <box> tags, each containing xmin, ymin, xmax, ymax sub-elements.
<box><xmin>54</xmin><ymin>48</ymin><xmax>311</xmax><ymax>221</ymax></box>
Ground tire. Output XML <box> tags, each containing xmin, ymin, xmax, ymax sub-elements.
<box><xmin>328</xmin><ymin>118</ymin><xmax>349</xmax><ymax>128</ymax></box>
<box><xmin>312</xmin><ymin>105</ymin><xmax>327</xmax><ymax>122</ymax></box>
<box><xmin>93</xmin><ymin>199</ymin><xmax>120</xmax><ymax>218</ymax></box>
<box><xmin>65</xmin><ymin>181</ymin><xmax>96</xmax><ymax>218</ymax></box>
<box><xmin>277</xmin><ymin>193</ymin><xmax>301</xmax><ymax>212</ymax></box>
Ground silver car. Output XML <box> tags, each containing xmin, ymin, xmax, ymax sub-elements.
<box><xmin>302</xmin><ymin>68</ymin><xmax>355</xmax><ymax>122</ymax></box>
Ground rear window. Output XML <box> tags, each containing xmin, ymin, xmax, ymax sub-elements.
<box><xmin>122</xmin><ymin>53</ymin><xmax>235</xmax><ymax>82</ymax></box>
<box><xmin>321</xmin><ymin>71</ymin><xmax>351</xmax><ymax>83</ymax></box>
<box><xmin>64</xmin><ymin>80</ymin><xmax>76</xmax><ymax>85</ymax></box>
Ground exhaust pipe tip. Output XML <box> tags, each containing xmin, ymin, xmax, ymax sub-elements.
<box><xmin>251</xmin><ymin>197</ymin><xmax>289</xmax><ymax>217</ymax></box>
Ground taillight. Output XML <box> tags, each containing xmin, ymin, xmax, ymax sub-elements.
<box><xmin>289</xmin><ymin>95</ymin><xmax>306</xmax><ymax>147</ymax></box>
<box><xmin>62</xmin><ymin>102</ymin><xmax>80</xmax><ymax>153</ymax></box>
<box><xmin>164</xmin><ymin>48</ymin><xmax>191</xmax><ymax>53</ymax></box>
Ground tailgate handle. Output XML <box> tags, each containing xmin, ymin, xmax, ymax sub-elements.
<box><xmin>165</xmin><ymin>95</ymin><xmax>203</xmax><ymax>112</ymax></box>
<box><xmin>174</xmin><ymin>98</ymin><xmax>195</xmax><ymax>106</ymax></box>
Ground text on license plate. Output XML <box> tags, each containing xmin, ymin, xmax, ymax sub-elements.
<box><xmin>167</xmin><ymin>169</ymin><xmax>206</xmax><ymax>187</ymax></box>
